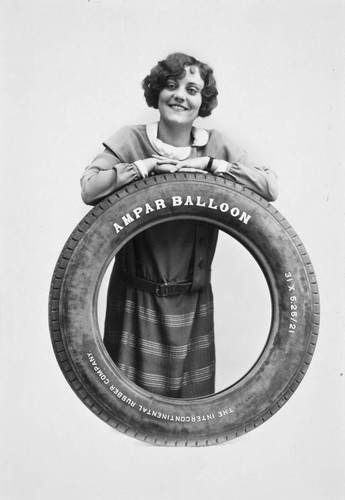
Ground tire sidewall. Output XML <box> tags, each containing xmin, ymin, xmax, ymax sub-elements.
<box><xmin>50</xmin><ymin>173</ymin><xmax>319</xmax><ymax>445</ymax></box>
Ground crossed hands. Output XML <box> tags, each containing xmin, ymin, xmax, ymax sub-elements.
<box><xmin>142</xmin><ymin>155</ymin><xmax>213</xmax><ymax>175</ymax></box>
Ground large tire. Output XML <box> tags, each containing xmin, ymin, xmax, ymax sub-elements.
<box><xmin>49</xmin><ymin>173</ymin><xmax>320</xmax><ymax>446</ymax></box>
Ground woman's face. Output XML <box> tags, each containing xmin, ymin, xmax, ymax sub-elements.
<box><xmin>158</xmin><ymin>66</ymin><xmax>204</xmax><ymax>128</ymax></box>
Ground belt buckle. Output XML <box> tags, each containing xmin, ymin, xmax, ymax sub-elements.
<box><xmin>156</xmin><ymin>282</ymin><xmax>169</xmax><ymax>297</ymax></box>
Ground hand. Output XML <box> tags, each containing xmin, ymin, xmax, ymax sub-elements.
<box><xmin>139</xmin><ymin>157</ymin><xmax>159</xmax><ymax>174</ymax></box>
<box><xmin>151</xmin><ymin>155</ymin><xmax>179</xmax><ymax>174</ymax></box>
<box><xmin>168</xmin><ymin>156</ymin><xmax>210</xmax><ymax>173</ymax></box>
<box><xmin>139</xmin><ymin>156</ymin><xmax>179</xmax><ymax>175</ymax></box>
<box><xmin>152</xmin><ymin>155</ymin><xmax>210</xmax><ymax>173</ymax></box>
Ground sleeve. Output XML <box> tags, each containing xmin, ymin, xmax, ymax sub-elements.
<box><xmin>210</xmin><ymin>132</ymin><xmax>278</xmax><ymax>202</ymax></box>
<box><xmin>216</xmin><ymin>151</ymin><xmax>278</xmax><ymax>202</ymax></box>
<box><xmin>80</xmin><ymin>147</ymin><xmax>142</xmax><ymax>206</ymax></box>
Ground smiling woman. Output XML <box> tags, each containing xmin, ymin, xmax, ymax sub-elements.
<box><xmin>80</xmin><ymin>52</ymin><xmax>278</xmax><ymax>399</ymax></box>
<box><xmin>157</xmin><ymin>67</ymin><xmax>204</xmax><ymax>135</ymax></box>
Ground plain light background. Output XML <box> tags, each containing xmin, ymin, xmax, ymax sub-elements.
<box><xmin>1</xmin><ymin>1</ymin><xmax>344</xmax><ymax>499</ymax></box>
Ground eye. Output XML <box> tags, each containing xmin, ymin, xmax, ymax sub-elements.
<box><xmin>188</xmin><ymin>87</ymin><xmax>200</xmax><ymax>95</ymax></box>
<box><xmin>166</xmin><ymin>82</ymin><xmax>177</xmax><ymax>91</ymax></box>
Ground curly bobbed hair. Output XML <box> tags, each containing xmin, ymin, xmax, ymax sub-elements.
<box><xmin>142</xmin><ymin>53</ymin><xmax>218</xmax><ymax>118</ymax></box>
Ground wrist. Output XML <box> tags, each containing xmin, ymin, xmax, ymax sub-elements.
<box><xmin>134</xmin><ymin>159</ymin><xmax>149</xmax><ymax>178</ymax></box>
<box><xmin>213</xmin><ymin>159</ymin><xmax>229</xmax><ymax>175</ymax></box>
<box><xmin>206</xmin><ymin>156</ymin><xmax>215</xmax><ymax>172</ymax></box>
<box><xmin>206</xmin><ymin>157</ymin><xmax>224</xmax><ymax>174</ymax></box>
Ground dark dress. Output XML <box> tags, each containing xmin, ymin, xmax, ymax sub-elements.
<box><xmin>104</xmin><ymin>220</ymin><xmax>218</xmax><ymax>398</ymax></box>
<box><xmin>81</xmin><ymin>123</ymin><xmax>278</xmax><ymax>398</ymax></box>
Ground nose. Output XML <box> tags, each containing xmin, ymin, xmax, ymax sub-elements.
<box><xmin>173</xmin><ymin>86</ymin><xmax>186</xmax><ymax>101</ymax></box>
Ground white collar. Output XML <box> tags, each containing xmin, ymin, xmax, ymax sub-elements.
<box><xmin>146</xmin><ymin>122</ymin><xmax>209</xmax><ymax>160</ymax></box>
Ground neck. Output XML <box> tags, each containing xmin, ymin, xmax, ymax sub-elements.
<box><xmin>157</xmin><ymin>120</ymin><xmax>193</xmax><ymax>147</ymax></box>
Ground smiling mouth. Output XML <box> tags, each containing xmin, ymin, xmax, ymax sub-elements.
<box><xmin>169</xmin><ymin>104</ymin><xmax>189</xmax><ymax>111</ymax></box>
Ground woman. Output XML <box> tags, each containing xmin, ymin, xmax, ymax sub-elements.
<box><xmin>81</xmin><ymin>53</ymin><xmax>278</xmax><ymax>399</ymax></box>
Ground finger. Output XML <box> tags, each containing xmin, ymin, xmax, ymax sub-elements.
<box><xmin>171</xmin><ymin>159</ymin><xmax>192</xmax><ymax>171</ymax></box>
<box><xmin>156</xmin><ymin>159</ymin><xmax>179</xmax><ymax>165</ymax></box>
<box><xmin>170</xmin><ymin>163</ymin><xmax>184</xmax><ymax>173</ymax></box>
<box><xmin>172</xmin><ymin>166</ymin><xmax>206</xmax><ymax>173</ymax></box>
<box><xmin>154</xmin><ymin>164</ymin><xmax>177</xmax><ymax>173</ymax></box>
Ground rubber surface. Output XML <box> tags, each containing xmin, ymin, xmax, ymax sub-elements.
<box><xmin>49</xmin><ymin>173</ymin><xmax>320</xmax><ymax>446</ymax></box>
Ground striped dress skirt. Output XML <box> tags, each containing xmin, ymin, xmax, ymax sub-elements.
<box><xmin>103</xmin><ymin>221</ymin><xmax>218</xmax><ymax>399</ymax></box>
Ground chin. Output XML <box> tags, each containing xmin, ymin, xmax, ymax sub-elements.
<box><xmin>166</xmin><ymin>113</ymin><xmax>195</xmax><ymax>127</ymax></box>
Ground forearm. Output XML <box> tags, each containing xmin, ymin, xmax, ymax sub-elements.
<box><xmin>212</xmin><ymin>159</ymin><xmax>278</xmax><ymax>202</ymax></box>
<box><xmin>169</xmin><ymin>154</ymin><xmax>278</xmax><ymax>202</ymax></box>
<box><xmin>81</xmin><ymin>150</ymin><xmax>141</xmax><ymax>205</ymax></box>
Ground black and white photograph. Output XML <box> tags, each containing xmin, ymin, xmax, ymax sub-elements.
<box><xmin>1</xmin><ymin>1</ymin><xmax>344</xmax><ymax>499</ymax></box>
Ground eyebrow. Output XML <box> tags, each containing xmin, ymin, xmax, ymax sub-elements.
<box><xmin>187</xmin><ymin>82</ymin><xmax>203</xmax><ymax>88</ymax></box>
<box><xmin>167</xmin><ymin>77</ymin><xmax>204</xmax><ymax>88</ymax></box>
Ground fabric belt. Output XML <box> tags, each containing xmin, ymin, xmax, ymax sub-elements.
<box><xmin>118</xmin><ymin>270</ymin><xmax>194</xmax><ymax>297</ymax></box>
